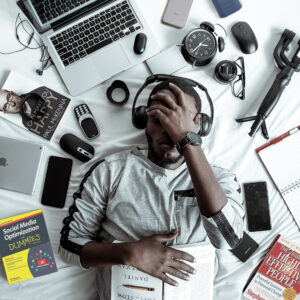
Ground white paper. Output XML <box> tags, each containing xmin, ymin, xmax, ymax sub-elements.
<box><xmin>111</xmin><ymin>264</ymin><xmax>163</xmax><ymax>300</ymax></box>
<box><xmin>163</xmin><ymin>243</ymin><xmax>215</xmax><ymax>300</ymax></box>
<box><xmin>258</xmin><ymin>129</ymin><xmax>300</xmax><ymax>227</ymax></box>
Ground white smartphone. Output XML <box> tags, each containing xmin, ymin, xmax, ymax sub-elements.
<box><xmin>162</xmin><ymin>0</ymin><xmax>194</xmax><ymax>28</ymax></box>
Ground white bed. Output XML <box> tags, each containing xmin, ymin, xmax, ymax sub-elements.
<box><xmin>0</xmin><ymin>0</ymin><xmax>299</xmax><ymax>299</ymax></box>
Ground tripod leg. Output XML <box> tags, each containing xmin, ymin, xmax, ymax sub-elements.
<box><xmin>235</xmin><ymin>116</ymin><xmax>257</xmax><ymax>123</ymax></box>
<box><xmin>261</xmin><ymin>121</ymin><xmax>269</xmax><ymax>139</ymax></box>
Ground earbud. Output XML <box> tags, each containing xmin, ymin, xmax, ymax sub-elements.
<box><xmin>36</xmin><ymin>69</ymin><xmax>43</xmax><ymax>76</ymax></box>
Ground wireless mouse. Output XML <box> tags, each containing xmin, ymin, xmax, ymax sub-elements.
<box><xmin>134</xmin><ymin>33</ymin><xmax>147</xmax><ymax>54</ymax></box>
<box><xmin>231</xmin><ymin>21</ymin><xmax>258</xmax><ymax>54</ymax></box>
<box><xmin>59</xmin><ymin>133</ymin><xmax>94</xmax><ymax>162</ymax></box>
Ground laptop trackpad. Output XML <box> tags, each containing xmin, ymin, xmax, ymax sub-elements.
<box><xmin>94</xmin><ymin>44</ymin><xmax>130</xmax><ymax>78</ymax></box>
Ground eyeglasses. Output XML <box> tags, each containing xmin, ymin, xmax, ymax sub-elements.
<box><xmin>231</xmin><ymin>57</ymin><xmax>246</xmax><ymax>100</ymax></box>
<box><xmin>2</xmin><ymin>91</ymin><xmax>17</xmax><ymax>112</ymax></box>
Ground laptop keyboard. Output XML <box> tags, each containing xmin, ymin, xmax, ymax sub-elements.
<box><xmin>50</xmin><ymin>1</ymin><xmax>141</xmax><ymax>67</ymax></box>
<box><xmin>32</xmin><ymin>0</ymin><xmax>92</xmax><ymax>24</ymax></box>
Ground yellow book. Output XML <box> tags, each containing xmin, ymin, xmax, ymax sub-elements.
<box><xmin>0</xmin><ymin>209</ymin><xmax>57</xmax><ymax>284</ymax></box>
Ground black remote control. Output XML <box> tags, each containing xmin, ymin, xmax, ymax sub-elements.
<box><xmin>74</xmin><ymin>104</ymin><xmax>100</xmax><ymax>139</ymax></box>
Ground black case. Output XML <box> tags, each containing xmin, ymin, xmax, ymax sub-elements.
<box><xmin>244</xmin><ymin>182</ymin><xmax>272</xmax><ymax>232</ymax></box>
<box><xmin>41</xmin><ymin>156</ymin><xmax>73</xmax><ymax>208</ymax></box>
<box><xmin>230</xmin><ymin>231</ymin><xmax>259</xmax><ymax>262</ymax></box>
<box><xmin>59</xmin><ymin>133</ymin><xmax>94</xmax><ymax>162</ymax></box>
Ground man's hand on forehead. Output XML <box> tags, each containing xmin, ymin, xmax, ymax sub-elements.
<box><xmin>146</xmin><ymin>83</ymin><xmax>201</xmax><ymax>143</ymax></box>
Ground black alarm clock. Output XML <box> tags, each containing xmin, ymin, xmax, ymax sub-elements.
<box><xmin>181</xmin><ymin>22</ymin><xmax>225</xmax><ymax>67</ymax></box>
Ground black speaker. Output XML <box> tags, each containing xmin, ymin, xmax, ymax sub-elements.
<box><xmin>132</xmin><ymin>74</ymin><xmax>214</xmax><ymax>137</ymax></box>
<box><xmin>59</xmin><ymin>133</ymin><xmax>94</xmax><ymax>162</ymax></box>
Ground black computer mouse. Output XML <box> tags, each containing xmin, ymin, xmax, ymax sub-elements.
<box><xmin>134</xmin><ymin>33</ymin><xmax>147</xmax><ymax>54</ymax></box>
<box><xmin>59</xmin><ymin>133</ymin><xmax>94</xmax><ymax>162</ymax></box>
<box><xmin>231</xmin><ymin>22</ymin><xmax>258</xmax><ymax>54</ymax></box>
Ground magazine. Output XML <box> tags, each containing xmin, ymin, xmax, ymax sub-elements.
<box><xmin>0</xmin><ymin>71</ymin><xmax>70</xmax><ymax>140</ymax></box>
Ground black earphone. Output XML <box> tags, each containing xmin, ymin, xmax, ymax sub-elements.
<box><xmin>200</xmin><ymin>22</ymin><xmax>226</xmax><ymax>52</ymax></box>
<box><xmin>132</xmin><ymin>74</ymin><xmax>214</xmax><ymax>137</ymax></box>
<box><xmin>0</xmin><ymin>14</ymin><xmax>52</xmax><ymax>76</ymax></box>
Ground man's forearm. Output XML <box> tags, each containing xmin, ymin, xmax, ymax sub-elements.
<box><xmin>80</xmin><ymin>241</ymin><xmax>132</xmax><ymax>268</ymax></box>
<box><xmin>183</xmin><ymin>144</ymin><xmax>228</xmax><ymax>218</ymax></box>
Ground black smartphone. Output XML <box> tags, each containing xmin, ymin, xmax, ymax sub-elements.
<box><xmin>231</xmin><ymin>231</ymin><xmax>259</xmax><ymax>262</ymax></box>
<box><xmin>41</xmin><ymin>156</ymin><xmax>73</xmax><ymax>208</ymax></box>
<box><xmin>244</xmin><ymin>181</ymin><xmax>272</xmax><ymax>232</ymax></box>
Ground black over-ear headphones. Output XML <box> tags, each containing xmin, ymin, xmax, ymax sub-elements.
<box><xmin>132</xmin><ymin>74</ymin><xmax>214</xmax><ymax>137</ymax></box>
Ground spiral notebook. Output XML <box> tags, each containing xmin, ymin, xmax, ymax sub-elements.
<box><xmin>256</xmin><ymin>126</ymin><xmax>300</xmax><ymax>228</ymax></box>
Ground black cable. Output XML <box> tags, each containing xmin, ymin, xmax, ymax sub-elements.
<box><xmin>0</xmin><ymin>13</ymin><xmax>53</xmax><ymax>74</ymax></box>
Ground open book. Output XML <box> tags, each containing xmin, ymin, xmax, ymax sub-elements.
<box><xmin>111</xmin><ymin>241</ymin><xmax>215</xmax><ymax>300</ymax></box>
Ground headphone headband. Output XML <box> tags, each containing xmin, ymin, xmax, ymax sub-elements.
<box><xmin>132</xmin><ymin>74</ymin><xmax>214</xmax><ymax>126</ymax></box>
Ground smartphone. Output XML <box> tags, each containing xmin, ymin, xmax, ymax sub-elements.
<box><xmin>41</xmin><ymin>156</ymin><xmax>73</xmax><ymax>208</ymax></box>
<box><xmin>244</xmin><ymin>182</ymin><xmax>272</xmax><ymax>232</ymax></box>
<box><xmin>231</xmin><ymin>231</ymin><xmax>259</xmax><ymax>262</ymax></box>
<box><xmin>162</xmin><ymin>0</ymin><xmax>193</xmax><ymax>28</ymax></box>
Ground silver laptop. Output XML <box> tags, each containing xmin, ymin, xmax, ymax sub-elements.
<box><xmin>21</xmin><ymin>0</ymin><xmax>160</xmax><ymax>96</ymax></box>
<box><xmin>0</xmin><ymin>136</ymin><xmax>43</xmax><ymax>195</ymax></box>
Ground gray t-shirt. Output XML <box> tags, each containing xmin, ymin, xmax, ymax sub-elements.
<box><xmin>59</xmin><ymin>147</ymin><xmax>245</xmax><ymax>299</ymax></box>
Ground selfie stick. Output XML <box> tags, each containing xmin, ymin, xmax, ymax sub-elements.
<box><xmin>236</xmin><ymin>29</ymin><xmax>300</xmax><ymax>139</ymax></box>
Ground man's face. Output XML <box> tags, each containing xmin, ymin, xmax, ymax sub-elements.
<box><xmin>146</xmin><ymin>87</ymin><xmax>199</xmax><ymax>168</ymax></box>
<box><xmin>0</xmin><ymin>90</ymin><xmax>21</xmax><ymax>114</ymax></box>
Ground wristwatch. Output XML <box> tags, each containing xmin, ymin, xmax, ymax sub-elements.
<box><xmin>176</xmin><ymin>132</ymin><xmax>202</xmax><ymax>154</ymax></box>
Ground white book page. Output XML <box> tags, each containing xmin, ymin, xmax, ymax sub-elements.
<box><xmin>163</xmin><ymin>243</ymin><xmax>215</xmax><ymax>300</ymax></box>
<box><xmin>258</xmin><ymin>130</ymin><xmax>300</xmax><ymax>193</ymax></box>
<box><xmin>283</xmin><ymin>189</ymin><xmax>300</xmax><ymax>227</ymax></box>
<box><xmin>111</xmin><ymin>264</ymin><xmax>162</xmax><ymax>300</ymax></box>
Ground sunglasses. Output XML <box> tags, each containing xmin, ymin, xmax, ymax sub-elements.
<box><xmin>2</xmin><ymin>91</ymin><xmax>18</xmax><ymax>112</ymax></box>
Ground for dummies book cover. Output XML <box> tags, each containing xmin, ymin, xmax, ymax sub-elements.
<box><xmin>0</xmin><ymin>209</ymin><xmax>57</xmax><ymax>284</ymax></box>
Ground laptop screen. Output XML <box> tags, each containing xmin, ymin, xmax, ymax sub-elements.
<box><xmin>23</xmin><ymin>0</ymin><xmax>101</xmax><ymax>32</ymax></box>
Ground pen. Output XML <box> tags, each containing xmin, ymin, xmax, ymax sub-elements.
<box><xmin>256</xmin><ymin>125</ymin><xmax>300</xmax><ymax>153</ymax></box>
<box><xmin>123</xmin><ymin>284</ymin><xmax>155</xmax><ymax>291</ymax></box>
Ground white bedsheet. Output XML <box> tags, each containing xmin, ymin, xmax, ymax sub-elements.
<box><xmin>0</xmin><ymin>0</ymin><xmax>300</xmax><ymax>299</ymax></box>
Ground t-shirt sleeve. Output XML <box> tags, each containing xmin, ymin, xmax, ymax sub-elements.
<box><xmin>201</xmin><ymin>167</ymin><xmax>245</xmax><ymax>250</ymax></box>
<box><xmin>59</xmin><ymin>160</ymin><xmax>109</xmax><ymax>268</ymax></box>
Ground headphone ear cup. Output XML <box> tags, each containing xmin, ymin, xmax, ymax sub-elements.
<box><xmin>132</xmin><ymin>105</ymin><xmax>148</xmax><ymax>129</ymax></box>
<box><xmin>218</xmin><ymin>36</ymin><xmax>225</xmax><ymax>52</ymax></box>
<box><xmin>199</xmin><ymin>113</ymin><xmax>212</xmax><ymax>137</ymax></box>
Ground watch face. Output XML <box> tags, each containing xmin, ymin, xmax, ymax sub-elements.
<box><xmin>187</xmin><ymin>132</ymin><xmax>202</xmax><ymax>144</ymax></box>
<box><xmin>184</xmin><ymin>29</ymin><xmax>217</xmax><ymax>60</ymax></box>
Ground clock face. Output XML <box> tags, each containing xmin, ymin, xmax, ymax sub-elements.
<box><xmin>185</xmin><ymin>29</ymin><xmax>216</xmax><ymax>60</ymax></box>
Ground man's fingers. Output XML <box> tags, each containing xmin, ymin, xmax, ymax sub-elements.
<box><xmin>147</xmin><ymin>104</ymin><xmax>171</xmax><ymax>116</ymax></box>
<box><xmin>168</xmin><ymin>83</ymin><xmax>185</xmax><ymax>106</ymax></box>
<box><xmin>147</xmin><ymin>109</ymin><xmax>168</xmax><ymax>121</ymax></box>
<box><xmin>194</xmin><ymin>113</ymin><xmax>201</xmax><ymax>126</ymax></box>
<box><xmin>171</xmin><ymin>248</ymin><xmax>195</xmax><ymax>263</ymax></box>
<box><xmin>152</xmin><ymin>230</ymin><xmax>178</xmax><ymax>243</ymax></box>
<box><xmin>161</xmin><ymin>272</ymin><xmax>178</xmax><ymax>287</ymax></box>
<box><xmin>150</xmin><ymin>93</ymin><xmax>177</xmax><ymax>109</ymax></box>
<box><xmin>165</xmin><ymin>266</ymin><xmax>190</xmax><ymax>281</ymax></box>
<box><xmin>170</xmin><ymin>259</ymin><xmax>195</xmax><ymax>275</ymax></box>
